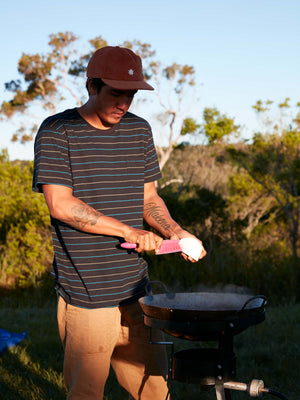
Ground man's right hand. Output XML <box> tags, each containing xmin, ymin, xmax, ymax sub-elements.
<box><xmin>123</xmin><ymin>228</ymin><xmax>163</xmax><ymax>253</ymax></box>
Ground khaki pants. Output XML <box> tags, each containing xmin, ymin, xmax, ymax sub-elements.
<box><xmin>57</xmin><ymin>296</ymin><xmax>169</xmax><ymax>400</ymax></box>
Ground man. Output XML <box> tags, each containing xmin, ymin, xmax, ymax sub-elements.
<box><xmin>33</xmin><ymin>46</ymin><xmax>206</xmax><ymax>400</ymax></box>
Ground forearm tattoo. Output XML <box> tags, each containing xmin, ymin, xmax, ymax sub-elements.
<box><xmin>69</xmin><ymin>204</ymin><xmax>99</xmax><ymax>230</ymax></box>
<box><xmin>144</xmin><ymin>202</ymin><xmax>171</xmax><ymax>232</ymax></box>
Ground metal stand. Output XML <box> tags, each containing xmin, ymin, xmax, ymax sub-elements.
<box><xmin>215</xmin><ymin>382</ymin><xmax>232</xmax><ymax>400</ymax></box>
<box><xmin>171</xmin><ymin>347</ymin><xmax>235</xmax><ymax>399</ymax></box>
<box><xmin>143</xmin><ymin>299</ymin><xmax>268</xmax><ymax>400</ymax></box>
<box><xmin>170</xmin><ymin>325</ymin><xmax>256</xmax><ymax>399</ymax></box>
<box><xmin>148</xmin><ymin>327</ymin><xmax>174</xmax><ymax>400</ymax></box>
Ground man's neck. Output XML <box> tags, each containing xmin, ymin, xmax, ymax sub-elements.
<box><xmin>77</xmin><ymin>103</ymin><xmax>113</xmax><ymax>130</ymax></box>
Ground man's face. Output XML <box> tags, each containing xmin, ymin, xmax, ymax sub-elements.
<box><xmin>90</xmin><ymin>84</ymin><xmax>137</xmax><ymax>129</ymax></box>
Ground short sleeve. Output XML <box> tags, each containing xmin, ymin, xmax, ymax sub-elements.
<box><xmin>32</xmin><ymin>116</ymin><xmax>73</xmax><ymax>193</ymax></box>
<box><xmin>144</xmin><ymin>124</ymin><xmax>162</xmax><ymax>183</ymax></box>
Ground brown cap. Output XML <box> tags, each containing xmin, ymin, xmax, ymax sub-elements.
<box><xmin>86</xmin><ymin>46</ymin><xmax>154</xmax><ymax>91</ymax></box>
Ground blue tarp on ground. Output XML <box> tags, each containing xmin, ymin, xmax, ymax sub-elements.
<box><xmin>0</xmin><ymin>329</ymin><xmax>28</xmax><ymax>354</ymax></box>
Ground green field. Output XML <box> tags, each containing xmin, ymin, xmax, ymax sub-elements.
<box><xmin>0</xmin><ymin>286</ymin><xmax>299</xmax><ymax>400</ymax></box>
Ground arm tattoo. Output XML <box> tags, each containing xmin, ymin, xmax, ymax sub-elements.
<box><xmin>69</xmin><ymin>204</ymin><xmax>99</xmax><ymax>230</ymax></box>
<box><xmin>144</xmin><ymin>202</ymin><xmax>171</xmax><ymax>232</ymax></box>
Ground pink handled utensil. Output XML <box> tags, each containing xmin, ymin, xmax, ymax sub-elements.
<box><xmin>120</xmin><ymin>242</ymin><xmax>138</xmax><ymax>250</ymax></box>
<box><xmin>120</xmin><ymin>239</ymin><xmax>183</xmax><ymax>255</ymax></box>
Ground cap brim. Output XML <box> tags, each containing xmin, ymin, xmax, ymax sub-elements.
<box><xmin>101</xmin><ymin>78</ymin><xmax>154</xmax><ymax>91</ymax></box>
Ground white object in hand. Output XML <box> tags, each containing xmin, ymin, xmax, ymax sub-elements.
<box><xmin>179</xmin><ymin>238</ymin><xmax>204</xmax><ymax>261</ymax></box>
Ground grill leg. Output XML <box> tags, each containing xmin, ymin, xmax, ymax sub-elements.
<box><xmin>215</xmin><ymin>382</ymin><xmax>232</xmax><ymax>400</ymax></box>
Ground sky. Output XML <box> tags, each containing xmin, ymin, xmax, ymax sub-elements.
<box><xmin>0</xmin><ymin>0</ymin><xmax>299</xmax><ymax>160</ymax></box>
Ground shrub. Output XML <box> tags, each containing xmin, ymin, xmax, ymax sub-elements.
<box><xmin>0</xmin><ymin>150</ymin><xmax>52</xmax><ymax>287</ymax></box>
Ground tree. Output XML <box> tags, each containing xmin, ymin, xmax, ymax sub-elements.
<box><xmin>228</xmin><ymin>164</ymin><xmax>278</xmax><ymax>239</ymax></box>
<box><xmin>201</xmin><ymin>107</ymin><xmax>240</xmax><ymax>145</ymax></box>
<box><xmin>227</xmin><ymin>99</ymin><xmax>300</xmax><ymax>270</ymax></box>
<box><xmin>1</xmin><ymin>33</ymin><xmax>200</xmax><ymax>173</ymax></box>
<box><xmin>149</xmin><ymin>61</ymin><xmax>200</xmax><ymax>172</ymax></box>
<box><xmin>0</xmin><ymin>33</ymin><xmax>156</xmax><ymax>143</ymax></box>
<box><xmin>2</xmin><ymin>32</ymin><xmax>82</xmax><ymax>142</ymax></box>
<box><xmin>0</xmin><ymin>150</ymin><xmax>52</xmax><ymax>287</ymax></box>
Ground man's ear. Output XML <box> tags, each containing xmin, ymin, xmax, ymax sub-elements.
<box><xmin>87</xmin><ymin>79</ymin><xmax>97</xmax><ymax>95</ymax></box>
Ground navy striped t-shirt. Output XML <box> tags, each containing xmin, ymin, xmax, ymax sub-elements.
<box><xmin>32</xmin><ymin>108</ymin><xmax>161</xmax><ymax>308</ymax></box>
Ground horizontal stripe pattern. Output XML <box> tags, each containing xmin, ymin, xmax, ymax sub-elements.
<box><xmin>33</xmin><ymin>108</ymin><xmax>161</xmax><ymax>308</ymax></box>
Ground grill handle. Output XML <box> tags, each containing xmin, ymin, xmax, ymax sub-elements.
<box><xmin>239</xmin><ymin>295</ymin><xmax>267</xmax><ymax>313</ymax></box>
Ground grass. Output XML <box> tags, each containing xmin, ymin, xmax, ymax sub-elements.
<box><xmin>0</xmin><ymin>283</ymin><xmax>299</xmax><ymax>400</ymax></box>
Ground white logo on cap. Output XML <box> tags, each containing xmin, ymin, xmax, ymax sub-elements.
<box><xmin>128</xmin><ymin>69</ymin><xmax>134</xmax><ymax>76</ymax></box>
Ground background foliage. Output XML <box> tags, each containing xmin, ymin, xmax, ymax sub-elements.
<box><xmin>0</xmin><ymin>138</ymin><xmax>299</xmax><ymax>303</ymax></box>
<box><xmin>0</xmin><ymin>149</ymin><xmax>52</xmax><ymax>287</ymax></box>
